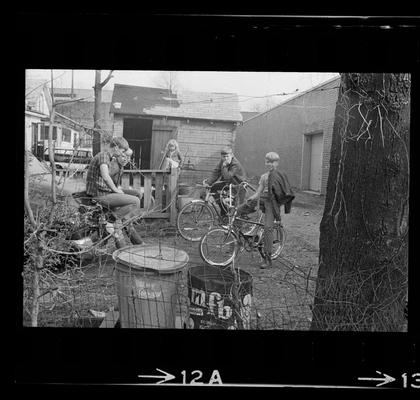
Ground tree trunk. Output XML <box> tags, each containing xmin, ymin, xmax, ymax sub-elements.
<box><xmin>93</xmin><ymin>70</ymin><xmax>102</xmax><ymax>156</ymax></box>
<box><xmin>311</xmin><ymin>73</ymin><xmax>410</xmax><ymax>332</ymax></box>
<box><xmin>93</xmin><ymin>70</ymin><xmax>113</xmax><ymax>155</ymax></box>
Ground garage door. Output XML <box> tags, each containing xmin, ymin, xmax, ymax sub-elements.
<box><xmin>309</xmin><ymin>133</ymin><xmax>323</xmax><ymax>192</ymax></box>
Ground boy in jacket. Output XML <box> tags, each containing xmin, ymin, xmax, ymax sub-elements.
<box><xmin>204</xmin><ymin>147</ymin><xmax>247</xmax><ymax>218</ymax></box>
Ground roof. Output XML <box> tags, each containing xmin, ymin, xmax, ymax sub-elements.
<box><xmin>25</xmin><ymin>110</ymin><xmax>49</xmax><ymax>119</ymax></box>
<box><xmin>53</xmin><ymin>88</ymin><xmax>114</xmax><ymax>103</ymax></box>
<box><xmin>110</xmin><ymin>84</ymin><xmax>243</xmax><ymax>122</ymax></box>
<box><xmin>241</xmin><ymin>111</ymin><xmax>260</xmax><ymax>121</ymax></box>
<box><xmin>27</xmin><ymin>150</ymin><xmax>51</xmax><ymax>176</ymax></box>
<box><xmin>244</xmin><ymin>75</ymin><xmax>341</xmax><ymax>123</ymax></box>
<box><xmin>276</xmin><ymin>75</ymin><xmax>341</xmax><ymax>106</ymax></box>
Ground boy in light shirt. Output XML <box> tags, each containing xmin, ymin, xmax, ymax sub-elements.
<box><xmin>244</xmin><ymin>152</ymin><xmax>294</xmax><ymax>268</ymax></box>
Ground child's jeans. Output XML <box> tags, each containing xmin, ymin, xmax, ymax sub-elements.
<box><xmin>238</xmin><ymin>196</ymin><xmax>277</xmax><ymax>257</ymax></box>
<box><xmin>262</xmin><ymin>197</ymin><xmax>275</xmax><ymax>256</ymax></box>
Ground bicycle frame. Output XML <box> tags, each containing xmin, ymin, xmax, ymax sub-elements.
<box><xmin>209</xmin><ymin>180</ymin><xmax>257</xmax><ymax>221</ymax></box>
<box><xmin>198</xmin><ymin>181</ymin><xmax>247</xmax><ymax>223</ymax></box>
<box><xmin>225</xmin><ymin>206</ymin><xmax>264</xmax><ymax>245</ymax></box>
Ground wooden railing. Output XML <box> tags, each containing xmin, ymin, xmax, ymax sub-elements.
<box><xmin>119</xmin><ymin>168</ymin><xmax>179</xmax><ymax>224</ymax></box>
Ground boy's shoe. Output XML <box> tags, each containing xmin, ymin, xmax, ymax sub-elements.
<box><xmin>127</xmin><ymin>226</ymin><xmax>143</xmax><ymax>245</ymax></box>
<box><xmin>259</xmin><ymin>255</ymin><xmax>272</xmax><ymax>269</ymax></box>
<box><xmin>113</xmin><ymin>220</ymin><xmax>126</xmax><ymax>248</ymax></box>
<box><xmin>114</xmin><ymin>236</ymin><xmax>127</xmax><ymax>249</ymax></box>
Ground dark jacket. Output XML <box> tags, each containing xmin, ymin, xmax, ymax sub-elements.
<box><xmin>268</xmin><ymin>169</ymin><xmax>295</xmax><ymax>218</ymax></box>
<box><xmin>207</xmin><ymin>156</ymin><xmax>247</xmax><ymax>186</ymax></box>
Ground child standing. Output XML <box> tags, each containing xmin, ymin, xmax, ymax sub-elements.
<box><xmin>161</xmin><ymin>139</ymin><xmax>183</xmax><ymax>171</ymax></box>
<box><xmin>245</xmin><ymin>152</ymin><xmax>294</xmax><ymax>268</ymax></box>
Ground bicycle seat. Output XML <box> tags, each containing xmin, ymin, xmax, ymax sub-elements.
<box><xmin>72</xmin><ymin>191</ymin><xmax>96</xmax><ymax>206</ymax></box>
<box><xmin>72</xmin><ymin>192</ymin><xmax>111</xmax><ymax>211</ymax></box>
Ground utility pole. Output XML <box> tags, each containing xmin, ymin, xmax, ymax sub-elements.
<box><xmin>48</xmin><ymin>69</ymin><xmax>56</xmax><ymax>204</ymax></box>
<box><xmin>71</xmin><ymin>69</ymin><xmax>74</xmax><ymax>98</ymax></box>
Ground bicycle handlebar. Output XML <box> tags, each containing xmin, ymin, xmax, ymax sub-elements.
<box><xmin>196</xmin><ymin>180</ymin><xmax>256</xmax><ymax>191</ymax></box>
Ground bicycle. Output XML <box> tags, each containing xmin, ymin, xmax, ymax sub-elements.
<box><xmin>176</xmin><ymin>181</ymin><xmax>261</xmax><ymax>242</ymax></box>
<box><xmin>199</xmin><ymin>201</ymin><xmax>286</xmax><ymax>267</ymax></box>
<box><xmin>70</xmin><ymin>191</ymin><xmax>140</xmax><ymax>251</ymax></box>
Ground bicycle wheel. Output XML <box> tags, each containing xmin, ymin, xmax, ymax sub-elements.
<box><xmin>199</xmin><ymin>227</ymin><xmax>238</xmax><ymax>266</ymax></box>
<box><xmin>270</xmin><ymin>223</ymin><xmax>286</xmax><ymax>260</ymax></box>
<box><xmin>177</xmin><ymin>200</ymin><xmax>216</xmax><ymax>241</ymax></box>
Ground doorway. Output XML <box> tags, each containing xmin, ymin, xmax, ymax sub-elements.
<box><xmin>301</xmin><ymin>131</ymin><xmax>324</xmax><ymax>192</ymax></box>
<box><xmin>309</xmin><ymin>133</ymin><xmax>323</xmax><ymax>191</ymax></box>
<box><xmin>31</xmin><ymin>123</ymin><xmax>38</xmax><ymax>154</ymax></box>
<box><xmin>123</xmin><ymin>118</ymin><xmax>153</xmax><ymax>169</ymax></box>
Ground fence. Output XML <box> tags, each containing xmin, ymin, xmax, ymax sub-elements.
<box><xmin>118</xmin><ymin>168</ymin><xmax>179</xmax><ymax>224</ymax></box>
<box><xmin>52</xmin><ymin>166</ymin><xmax>179</xmax><ymax>224</ymax></box>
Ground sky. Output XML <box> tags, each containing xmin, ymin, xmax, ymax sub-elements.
<box><xmin>26</xmin><ymin>69</ymin><xmax>339</xmax><ymax>111</ymax></box>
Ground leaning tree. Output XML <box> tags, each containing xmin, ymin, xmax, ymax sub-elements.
<box><xmin>311</xmin><ymin>73</ymin><xmax>410</xmax><ymax>332</ymax></box>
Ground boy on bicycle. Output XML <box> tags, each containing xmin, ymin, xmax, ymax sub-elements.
<box><xmin>85</xmin><ymin>137</ymin><xmax>143</xmax><ymax>247</ymax></box>
<box><xmin>204</xmin><ymin>147</ymin><xmax>247</xmax><ymax>220</ymax></box>
<box><xmin>243</xmin><ymin>152</ymin><xmax>294</xmax><ymax>268</ymax></box>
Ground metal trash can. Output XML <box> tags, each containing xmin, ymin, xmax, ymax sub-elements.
<box><xmin>113</xmin><ymin>244</ymin><xmax>189</xmax><ymax>328</ymax></box>
<box><xmin>187</xmin><ymin>265</ymin><xmax>253</xmax><ymax>329</ymax></box>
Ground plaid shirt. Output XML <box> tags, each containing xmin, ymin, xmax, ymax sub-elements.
<box><xmin>86</xmin><ymin>151</ymin><xmax>114</xmax><ymax>197</ymax></box>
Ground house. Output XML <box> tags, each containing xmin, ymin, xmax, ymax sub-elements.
<box><xmin>234</xmin><ymin>76</ymin><xmax>341</xmax><ymax>194</ymax></box>
<box><xmin>53</xmin><ymin>88</ymin><xmax>114</xmax><ymax>148</ymax></box>
<box><xmin>25</xmin><ymin>79</ymin><xmax>51</xmax><ymax>155</ymax></box>
<box><xmin>25</xmin><ymin>79</ymin><xmax>83</xmax><ymax>157</ymax></box>
<box><xmin>110</xmin><ymin>84</ymin><xmax>243</xmax><ymax>184</ymax></box>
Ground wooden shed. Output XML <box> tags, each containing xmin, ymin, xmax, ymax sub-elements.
<box><xmin>110</xmin><ymin>84</ymin><xmax>243</xmax><ymax>184</ymax></box>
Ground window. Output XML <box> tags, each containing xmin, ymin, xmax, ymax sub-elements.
<box><xmin>40</xmin><ymin>124</ymin><xmax>48</xmax><ymax>140</ymax></box>
<box><xmin>62</xmin><ymin>128</ymin><xmax>71</xmax><ymax>143</ymax></box>
<box><xmin>39</xmin><ymin>125</ymin><xmax>58</xmax><ymax>140</ymax></box>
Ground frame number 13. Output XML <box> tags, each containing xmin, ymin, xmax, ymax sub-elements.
<box><xmin>402</xmin><ymin>372</ymin><xmax>420</xmax><ymax>389</ymax></box>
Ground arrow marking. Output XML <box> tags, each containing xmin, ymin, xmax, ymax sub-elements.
<box><xmin>138</xmin><ymin>368</ymin><xmax>175</xmax><ymax>385</ymax></box>
<box><xmin>358</xmin><ymin>370</ymin><xmax>395</xmax><ymax>387</ymax></box>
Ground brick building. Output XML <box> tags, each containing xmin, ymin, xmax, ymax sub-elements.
<box><xmin>234</xmin><ymin>76</ymin><xmax>341</xmax><ymax>194</ymax></box>
<box><xmin>110</xmin><ymin>84</ymin><xmax>243</xmax><ymax>184</ymax></box>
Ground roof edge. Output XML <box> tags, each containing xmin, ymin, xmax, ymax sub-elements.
<box><xmin>111</xmin><ymin>112</ymin><xmax>241</xmax><ymax>123</ymax></box>
<box><xmin>243</xmin><ymin>75</ymin><xmax>341</xmax><ymax>123</ymax></box>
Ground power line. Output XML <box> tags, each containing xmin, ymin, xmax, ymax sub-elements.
<box><xmin>178</xmin><ymin>86</ymin><xmax>340</xmax><ymax>106</ymax></box>
<box><xmin>25</xmin><ymin>72</ymin><xmax>68</xmax><ymax>98</ymax></box>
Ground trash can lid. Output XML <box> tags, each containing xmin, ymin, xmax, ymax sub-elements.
<box><xmin>113</xmin><ymin>244</ymin><xmax>189</xmax><ymax>274</ymax></box>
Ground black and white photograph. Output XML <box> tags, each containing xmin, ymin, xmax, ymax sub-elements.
<box><xmin>24</xmin><ymin>69</ymin><xmax>409</xmax><ymax>332</ymax></box>
<box><xmin>15</xmin><ymin>12</ymin><xmax>419</xmax><ymax>392</ymax></box>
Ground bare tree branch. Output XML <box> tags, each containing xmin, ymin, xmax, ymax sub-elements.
<box><xmin>100</xmin><ymin>70</ymin><xmax>114</xmax><ymax>88</ymax></box>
